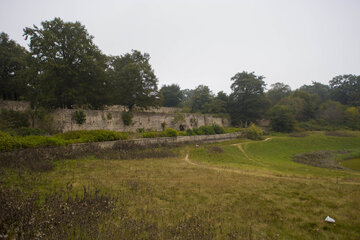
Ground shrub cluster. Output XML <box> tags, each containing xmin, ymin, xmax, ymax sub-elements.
<box><xmin>0</xmin><ymin>130</ymin><xmax>129</xmax><ymax>152</ymax></box>
<box><xmin>122</xmin><ymin>111</ymin><xmax>133</xmax><ymax>126</ymax></box>
<box><xmin>185</xmin><ymin>124</ymin><xmax>225</xmax><ymax>136</ymax></box>
<box><xmin>142</xmin><ymin>128</ymin><xmax>178</xmax><ymax>138</ymax></box>
<box><xmin>223</xmin><ymin>127</ymin><xmax>242</xmax><ymax>133</ymax></box>
<box><xmin>72</xmin><ymin>110</ymin><xmax>86</xmax><ymax>124</ymax></box>
<box><xmin>142</xmin><ymin>125</ymin><xmax>225</xmax><ymax>138</ymax></box>
<box><xmin>244</xmin><ymin>123</ymin><xmax>263</xmax><ymax>140</ymax></box>
<box><xmin>0</xmin><ymin>109</ymin><xmax>30</xmax><ymax>129</ymax></box>
<box><xmin>57</xmin><ymin>130</ymin><xmax>128</xmax><ymax>143</ymax></box>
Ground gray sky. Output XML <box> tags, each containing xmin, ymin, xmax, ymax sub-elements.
<box><xmin>1</xmin><ymin>0</ymin><xmax>359</xmax><ymax>94</ymax></box>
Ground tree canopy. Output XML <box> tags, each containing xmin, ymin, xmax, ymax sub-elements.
<box><xmin>160</xmin><ymin>84</ymin><xmax>183</xmax><ymax>107</ymax></box>
<box><xmin>228</xmin><ymin>71</ymin><xmax>268</xmax><ymax>125</ymax></box>
<box><xmin>23</xmin><ymin>17</ymin><xmax>108</xmax><ymax>109</ymax></box>
<box><xmin>108</xmin><ymin>50</ymin><xmax>159</xmax><ymax>111</ymax></box>
<box><xmin>329</xmin><ymin>74</ymin><xmax>360</xmax><ymax>106</ymax></box>
<box><xmin>0</xmin><ymin>32</ymin><xmax>28</xmax><ymax>100</ymax></box>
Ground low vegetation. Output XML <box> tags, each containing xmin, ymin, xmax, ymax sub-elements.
<box><xmin>0</xmin><ymin>130</ymin><xmax>129</xmax><ymax>152</ymax></box>
<box><xmin>1</xmin><ymin>132</ymin><xmax>359</xmax><ymax>239</ymax></box>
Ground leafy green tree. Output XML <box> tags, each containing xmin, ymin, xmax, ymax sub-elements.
<box><xmin>160</xmin><ymin>84</ymin><xmax>183</xmax><ymax>107</ymax></box>
<box><xmin>228</xmin><ymin>71</ymin><xmax>269</xmax><ymax>125</ymax></box>
<box><xmin>0</xmin><ymin>32</ymin><xmax>28</xmax><ymax>100</ymax></box>
<box><xmin>268</xmin><ymin>105</ymin><xmax>296</xmax><ymax>132</ymax></box>
<box><xmin>266</xmin><ymin>82</ymin><xmax>291</xmax><ymax>106</ymax></box>
<box><xmin>329</xmin><ymin>74</ymin><xmax>360</xmax><ymax>106</ymax></box>
<box><xmin>108</xmin><ymin>50</ymin><xmax>159</xmax><ymax>111</ymax></box>
<box><xmin>344</xmin><ymin>107</ymin><xmax>360</xmax><ymax>130</ymax></box>
<box><xmin>275</xmin><ymin>90</ymin><xmax>317</xmax><ymax>122</ymax></box>
<box><xmin>23</xmin><ymin>18</ymin><xmax>108</xmax><ymax>109</ymax></box>
<box><xmin>203</xmin><ymin>91</ymin><xmax>229</xmax><ymax>114</ymax></box>
<box><xmin>316</xmin><ymin>100</ymin><xmax>345</xmax><ymax>125</ymax></box>
<box><xmin>300</xmin><ymin>81</ymin><xmax>330</xmax><ymax>102</ymax></box>
<box><xmin>189</xmin><ymin>85</ymin><xmax>213</xmax><ymax>113</ymax></box>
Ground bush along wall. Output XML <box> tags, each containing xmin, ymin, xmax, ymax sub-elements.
<box><xmin>0</xmin><ymin>125</ymin><xmax>232</xmax><ymax>152</ymax></box>
<box><xmin>0</xmin><ymin>130</ymin><xmax>129</xmax><ymax>152</ymax></box>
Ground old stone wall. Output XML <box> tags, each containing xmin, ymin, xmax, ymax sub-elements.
<box><xmin>51</xmin><ymin>109</ymin><xmax>229</xmax><ymax>132</ymax></box>
<box><xmin>0</xmin><ymin>100</ymin><xmax>230</xmax><ymax>133</ymax></box>
<box><xmin>69</xmin><ymin>132</ymin><xmax>242</xmax><ymax>151</ymax></box>
<box><xmin>106</xmin><ymin>105</ymin><xmax>180</xmax><ymax>113</ymax></box>
<box><xmin>0</xmin><ymin>100</ymin><xmax>30</xmax><ymax>111</ymax></box>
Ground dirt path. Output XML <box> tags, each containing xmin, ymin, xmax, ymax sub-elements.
<box><xmin>184</xmin><ymin>138</ymin><xmax>360</xmax><ymax>185</ymax></box>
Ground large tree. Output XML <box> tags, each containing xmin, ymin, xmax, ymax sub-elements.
<box><xmin>160</xmin><ymin>84</ymin><xmax>183</xmax><ymax>107</ymax></box>
<box><xmin>189</xmin><ymin>85</ymin><xmax>213</xmax><ymax>113</ymax></box>
<box><xmin>108</xmin><ymin>50</ymin><xmax>159</xmax><ymax>111</ymax></box>
<box><xmin>300</xmin><ymin>81</ymin><xmax>330</xmax><ymax>102</ymax></box>
<box><xmin>266</xmin><ymin>82</ymin><xmax>291</xmax><ymax>106</ymax></box>
<box><xmin>228</xmin><ymin>71</ymin><xmax>268</xmax><ymax>125</ymax></box>
<box><xmin>23</xmin><ymin>18</ymin><xmax>108</xmax><ymax>109</ymax></box>
<box><xmin>329</xmin><ymin>74</ymin><xmax>360</xmax><ymax>106</ymax></box>
<box><xmin>0</xmin><ymin>32</ymin><xmax>28</xmax><ymax>100</ymax></box>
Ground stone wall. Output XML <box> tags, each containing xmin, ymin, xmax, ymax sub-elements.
<box><xmin>69</xmin><ymin>132</ymin><xmax>242</xmax><ymax>150</ymax></box>
<box><xmin>0</xmin><ymin>100</ymin><xmax>230</xmax><ymax>133</ymax></box>
<box><xmin>106</xmin><ymin>105</ymin><xmax>180</xmax><ymax>113</ymax></box>
<box><xmin>0</xmin><ymin>100</ymin><xmax>30</xmax><ymax>111</ymax></box>
<box><xmin>51</xmin><ymin>109</ymin><xmax>229</xmax><ymax>132</ymax></box>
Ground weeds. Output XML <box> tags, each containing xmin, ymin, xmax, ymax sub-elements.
<box><xmin>0</xmin><ymin>185</ymin><xmax>117</xmax><ymax>239</ymax></box>
<box><xmin>207</xmin><ymin>145</ymin><xmax>224</xmax><ymax>153</ymax></box>
<box><xmin>293</xmin><ymin>150</ymin><xmax>348</xmax><ymax>169</ymax></box>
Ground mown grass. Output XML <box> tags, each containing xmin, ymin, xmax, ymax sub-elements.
<box><xmin>1</xmin><ymin>132</ymin><xmax>360</xmax><ymax>239</ymax></box>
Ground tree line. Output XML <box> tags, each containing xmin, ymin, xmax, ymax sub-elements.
<box><xmin>1</xmin><ymin>18</ymin><xmax>360</xmax><ymax>131</ymax></box>
<box><xmin>162</xmin><ymin>74</ymin><xmax>360</xmax><ymax>131</ymax></box>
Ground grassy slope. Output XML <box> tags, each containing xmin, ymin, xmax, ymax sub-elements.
<box><xmin>2</xmin><ymin>132</ymin><xmax>360</xmax><ymax>239</ymax></box>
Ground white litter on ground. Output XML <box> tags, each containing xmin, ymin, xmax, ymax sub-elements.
<box><xmin>325</xmin><ymin>216</ymin><xmax>335</xmax><ymax>223</ymax></box>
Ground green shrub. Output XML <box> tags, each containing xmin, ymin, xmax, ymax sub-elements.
<box><xmin>122</xmin><ymin>112</ymin><xmax>133</xmax><ymax>126</ymax></box>
<box><xmin>213</xmin><ymin>124</ymin><xmax>225</xmax><ymax>134</ymax></box>
<box><xmin>177</xmin><ymin>131</ymin><xmax>187</xmax><ymax>136</ymax></box>
<box><xmin>19</xmin><ymin>136</ymin><xmax>65</xmax><ymax>148</ymax></box>
<box><xmin>269</xmin><ymin>106</ymin><xmax>296</xmax><ymax>132</ymax></box>
<box><xmin>165</xmin><ymin>128</ymin><xmax>177</xmax><ymax>137</ymax></box>
<box><xmin>224</xmin><ymin>127</ymin><xmax>242</xmax><ymax>133</ymax></box>
<box><xmin>142</xmin><ymin>132</ymin><xmax>157</xmax><ymax>138</ymax></box>
<box><xmin>136</xmin><ymin>128</ymin><xmax>145</xmax><ymax>133</ymax></box>
<box><xmin>14</xmin><ymin>127</ymin><xmax>47</xmax><ymax>136</ymax></box>
<box><xmin>0</xmin><ymin>109</ymin><xmax>29</xmax><ymax>129</ymax></box>
<box><xmin>186</xmin><ymin>129</ymin><xmax>194</xmax><ymax>136</ymax></box>
<box><xmin>197</xmin><ymin>126</ymin><xmax>216</xmax><ymax>135</ymax></box>
<box><xmin>161</xmin><ymin>121</ymin><xmax>167</xmax><ymax>131</ymax></box>
<box><xmin>0</xmin><ymin>131</ymin><xmax>21</xmax><ymax>152</ymax></box>
<box><xmin>245</xmin><ymin>123</ymin><xmax>263</xmax><ymax>140</ymax></box>
<box><xmin>72</xmin><ymin>110</ymin><xmax>86</xmax><ymax>125</ymax></box>
<box><xmin>57</xmin><ymin>130</ymin><xmax>128</xmax><ymax>143</ymax></box>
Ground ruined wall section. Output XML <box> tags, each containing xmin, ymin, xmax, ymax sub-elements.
<box><xmin>52</xmin><ymin>109</ymin><xmax>229</xmax><ymax>133</ymax></box>
<box><xmin>0</xmin><ymin>100</ymin><xmax>30</xmax><ymax>111</ymax></box>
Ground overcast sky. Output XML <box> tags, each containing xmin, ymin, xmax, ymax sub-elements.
<box><xmin>1</xmin><ymin>0</ymin><xmax>359</xmax><ymax>94</ymax></box>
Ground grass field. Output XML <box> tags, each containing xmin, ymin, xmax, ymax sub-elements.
<box><xmin>1</xmin><ymin>131</ymin><xmax>360</xmax><ymax>239</ymax></box>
